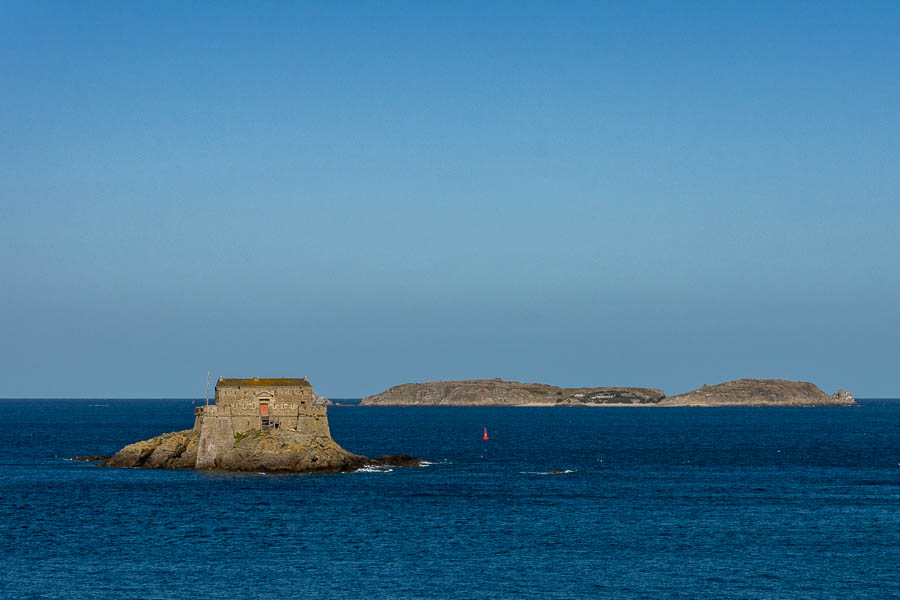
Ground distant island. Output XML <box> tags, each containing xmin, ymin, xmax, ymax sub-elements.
<box><xmin>361</xmin><ymin>378</ymin><xmax>856</xmax><ymax>407</ymax></box>
<box><xmin>661</xmin><ymin>379</ymin><xmax>855</xmax><ymax>406</ymax></box>
<box><xmin>361</xmin><ymin>379</ymin><xmax>665</xmax><ymax>406</ymax></box>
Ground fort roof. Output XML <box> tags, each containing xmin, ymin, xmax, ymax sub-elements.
<box><xmin>217</xmin><ymin>377</ymin><xmax>311</xmax><ymax>388</ymax></box>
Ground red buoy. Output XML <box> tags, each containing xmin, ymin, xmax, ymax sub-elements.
<box><xmin>482</xmin><ymin>427</ymin><xmax>489</xmax><ymax>441</ymax></box>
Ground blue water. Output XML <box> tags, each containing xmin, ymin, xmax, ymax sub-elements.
<box><xmin>1</xmin><ymin>400</ymin><xmax>898</xmax><ymax>599</ymax></box>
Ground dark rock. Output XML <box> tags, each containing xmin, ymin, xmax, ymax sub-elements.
<box><xmin>373</xmin><ymin>454</ymin><xmax>422</xmax><ymax>467</ymax></box>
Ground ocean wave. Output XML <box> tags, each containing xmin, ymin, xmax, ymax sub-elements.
<box><xmin>521</xmin><ymin>469</ymin><xmax>576</xmax><ymax>475</ymax></box>
<box><xmin>351</xmin><ymin>465</ymin><xmax>394</xmax><ymax>473</ymax></box>
<box><xmin>417</xmin><ymin>459</ymin><xmax>453</xmax><ymax>467</ymax></box>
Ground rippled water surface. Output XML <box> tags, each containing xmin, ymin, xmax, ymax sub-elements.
<box><xmin>1</xmin><ymin>399</ymin><xmax>898</xmax><ymax>599</ymax></box>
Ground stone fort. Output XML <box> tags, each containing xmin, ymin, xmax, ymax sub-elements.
<box><xmin>193</xmin><ymin>377</ymin><xmax>331</xmax><ymax>468</ymax></box>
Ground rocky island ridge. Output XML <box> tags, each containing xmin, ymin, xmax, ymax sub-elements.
<box><xmin>362</xmin><ymin>378</ymin><xmax>856</xmax><ymax>407</ymax></box>
<box><xmin>660</xmin><ymin>378</ymin><xmax>856</xmax><ymax>407</ymax></box>
<box><xmin>362</xmin><ymin>378</ymin><xmax>665</xmax><ymax>406</ymax></box>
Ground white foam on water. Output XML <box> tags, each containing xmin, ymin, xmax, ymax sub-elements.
<box><xmin>351</xmin><ymin>465</ymin><xmax>394</xmax><ymax>473</ymax></box>
<box><xmin>521</xmin><ymin>469</ymin><xmax>577</xmax><ymax>475</ymax></box>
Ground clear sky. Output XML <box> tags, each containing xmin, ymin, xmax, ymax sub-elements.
<box><xmin>1</xmin><ymin>2</ymin><xmax>898</xmax><ymax>398</ymax></box>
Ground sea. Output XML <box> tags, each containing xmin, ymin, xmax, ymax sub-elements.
<box><xmin>0</xmin><ymin>399</ymin><xmax>898</xmax><ymax>600</ymax></box>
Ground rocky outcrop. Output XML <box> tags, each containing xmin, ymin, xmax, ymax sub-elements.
<box><xmin>107</xmin><ymin>430</ymin><xmax>201</xmax><ymax>469</ymax></box>
<box><xmin>215</xmin><ymin>429</ymin><xmax>365</xmax><ymax>472</ymax></box>
<box><xmin>106</xmin><ymin>428</ymin><xmax>419</xmax><ymax>473</ymax></box>
<box><xmin>312</xmin><ymin>391</ymin><xmax>332</xmax><ymax>406</ymax></box>
<box><xmin>361</xmin><ymin>378</ymin><xmax>666</xmax><ymax>406</ymax></box>
<box><xmin>660</xmin><ymin>379</ymin><xmax>857</xmax><ymax>407</ymax></box>
<box><xmin>832</xmin><ymin>389</ymin><xmax>856</xmax><ymax>405</ymax></box>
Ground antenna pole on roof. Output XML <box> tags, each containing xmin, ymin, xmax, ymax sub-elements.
<box><xmin>206</xmin><ymin>370</ymin><xmax>210</xmax><ymax>406</ymax></box>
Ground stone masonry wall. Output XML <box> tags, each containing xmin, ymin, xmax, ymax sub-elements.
<box><xmin>194</xmin><ymin>380</ymin><xmax>332</xmax><ymax>469</ymax></box>
<box><xmin>214</xmin><ymin>384</ymin><xmax>329</xmax><ymax>435</ymax></box>
<box><xmin>195</xmin><ymin>405</ymin><xmax>236</xmax><ymax>468</ymax></box>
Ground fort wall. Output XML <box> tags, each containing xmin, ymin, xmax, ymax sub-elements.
<box><xmin>194</xmin><ymin>377</ymin><xmax>332</xmax><ymax>469</ymax></box>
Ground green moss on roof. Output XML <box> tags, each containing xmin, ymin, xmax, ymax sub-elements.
<box><xmin>217</xmin><ymin>377</ymin><xmax>311</xmax><ymax>388</ymax></box>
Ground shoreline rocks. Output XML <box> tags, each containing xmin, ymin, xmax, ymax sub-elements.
<box><xmin>104</xmin><ymin>428</ymin><xmax>420</xmax><ymax>473</ymax></box>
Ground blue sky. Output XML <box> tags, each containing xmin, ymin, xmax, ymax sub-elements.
<box><xmin>1</xmin><ymin>2</ymin><xmax>898</xmax><ymax>398</ymax></box>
